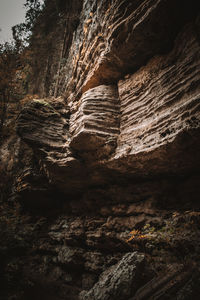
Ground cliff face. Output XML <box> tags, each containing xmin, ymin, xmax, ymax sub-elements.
<box><xmin>1</xmin><ymin>0</ymin><xmax>200</xmax><ymax>299</ymax></box>
<box><xmin>17</xmin><ymin>0</ymin><xmax>200</xmax><ymax>198</ymax></box>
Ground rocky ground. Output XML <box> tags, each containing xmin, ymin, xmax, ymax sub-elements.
<box><xmin>0</xmin><ymin>190</ymin><xmax>200</xmax><ymax>300</ymax></box>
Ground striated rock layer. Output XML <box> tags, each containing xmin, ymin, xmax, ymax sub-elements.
<box><xmin>17</xmin><ymin>16</ymin><xmax>200</xmax><ymax>195</ymax></box>
<box><xmin>1</xmin><ymin>1</ymin><xmax>200</xmax><ymax>300</ymax></box>
<box><xmin>69</xmin><ymin>85</ymin><xmax>120</xmax><ymax>160</ymax></box>
<box><xmin>64</xmin><ymin>0</ymin><xmax>200</xmax><ymax>103</ymax></box>
<box><xmin>107</xmin><ymin>20</ymin><xmax>200</xmax><ymax>175</ymax></box>
<box><xmin>16</xmin><ymin>98</ymin><xmax>89</xmax><ymax>195</ymax></box>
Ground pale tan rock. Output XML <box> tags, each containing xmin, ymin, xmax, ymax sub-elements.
<box><xmin>69</xmin><ymin>85</ymin><xmax>120</xmax><ymax>160</ymax></box>
<box><xmin>106</xmin><ymin>22</ymin><xmax>200</xmax><ymax>175</ymax></box>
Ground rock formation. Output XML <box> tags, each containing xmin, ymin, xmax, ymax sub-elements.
<box><xmin>1</xmin><ymin>0</ymin><xmax>200</xmax><ymax>299</ymax></box>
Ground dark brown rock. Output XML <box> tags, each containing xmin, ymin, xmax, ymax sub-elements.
<box><xmin>80</xmin><ymin>252</ymin><xmax>145</xmax><ymax>300</ymax></box>
<box><xmin>16</xmin><ymin>98</ymin><xmax>88</xmax><ymax>194</ymax></box>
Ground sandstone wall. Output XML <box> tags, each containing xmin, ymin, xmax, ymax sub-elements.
<box><xmin>1</xmin><ymin>1</ymin><xmax>200</xmax><ymax>299</ymax></box>
<box><xmin>17</xmin><ymin>2</ymin><xmax>200</xmax><ymax>194</ymax></box>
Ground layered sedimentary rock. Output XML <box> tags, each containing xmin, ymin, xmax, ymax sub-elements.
<box><xmin>107</xmin><ymin>20</ymin><xmax>200</xmax><ymax>175</ymax></box>
<box><xmin>64</xmin><ymin>0</ymin><xmax>200</xmax><ymax>102</ymax></box>
<box><xmin>28</xmin><ymin>0</ymin><xmax>83</xmax><ymax>97</ymax></box>
<box><xmin>69</xmin><ymin>85</ymin><xmax>120</xmax><ymax>160</ymax></box>
<box><xmin>1</xmin><ymin>0</ymin><xmax>200</xmax><ymax>300</ymax></box>
<box><xmin>17</xmin><ymin>15</ymin><xmax>200</xmax><ymax>194</ymax></box>
<box><xmin>16</xmin><ymin>98</ymin><xmax>89</xmax><ymax>194</ymax></box>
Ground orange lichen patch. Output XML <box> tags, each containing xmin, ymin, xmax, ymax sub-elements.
<box><xmin>85</xmin><ymin>18</ymin><xmax>92</xmax><ymax>25</ymax></box>
<box><xmin>126</xmin><ymin>229</ymin><xmax>147</xmax><ymax>242</ymax></box>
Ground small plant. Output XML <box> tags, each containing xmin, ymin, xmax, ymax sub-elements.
<box><xmin>126</xmin><ymin>229</ymin><xmax>147</xmax><ymax>243</ymax></box>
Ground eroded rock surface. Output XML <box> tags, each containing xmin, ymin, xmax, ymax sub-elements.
<box><xmin>65</xmin><ymin>0</ymin><xmax>200</xmax><ymax>103</ymax></box>
<box><xmin>17</xmin><ymin>98</ymin><xmax>88</xmax><ymax>194</ymax></box>
<box><xmin>17</xmin><ymin>16</ymin><xmax>200</xmax><ymax>194</ymax></box>
<box><xmin>1</xmin><ymin>0</ymin><xmax>200</xmax><ymax>300</ymax></box>
<box><xmin>80</xmin><ymin>252</ymin><xmax>145</xmax><ymax>300</ymax></box>
<box><xmin>70</xmin><ymin>85</ymin><xmax>120</xmax><ymax>160</ymax></box>
<box><xmin>107</xmin><ymin>20</ymin><xmax>200</xmax><ymax>175</ymax></box>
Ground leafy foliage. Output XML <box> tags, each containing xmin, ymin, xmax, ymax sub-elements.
<box><xmin>12</xmin><ymin>0</ymin><xmax>44</xmax><ymax>48</ymax></box>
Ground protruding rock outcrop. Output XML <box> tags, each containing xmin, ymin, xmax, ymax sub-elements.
<box><xmin>106</xmin><ymin>20</ymin><xmax>200</xmax><ymax>175</ymax></box>
<box><xmin>17</xmin><ymin>17</ymin><xmax>200</xmax><ymax>194</ymax></box>
<box><xmin>65</xmin><ymin>0</ymin><xmax>200</xmax><ymax>103</ymax></box>
<box><xmin>16</xmin><ymin>98</ymin><xmax>87</xmax><ymax>194</ymax></box>
<box><xmin>70</xmin><ymin>85</ymin><xmax>120</xmax><ymax>160</ymax></box>
<box><xmin>80</xmin><ymin>252</ymin><xmax>145</xmax><ymax>300</ymax></box>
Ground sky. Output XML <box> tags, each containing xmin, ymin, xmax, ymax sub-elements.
<box><xmin>0</xmin><ymin>0</ymin><xmax>26</xmax><ymax>43</ymax></box>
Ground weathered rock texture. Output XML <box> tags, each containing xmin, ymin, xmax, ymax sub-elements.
<box><xmin>1</xmin><ymin>0</ymin><xmax>200</xmax><ymax>300</ymax></box>
<box><xmin>108</xmin><ymin>20</ymin><xmax>200</xmax><ymax>175</ymax></box>
<box><xmin>69</xmin><ymin>85</ymin><xmax>120</xmax><ymax>159</ymax></box>
<box><xmin>80</xmin><ymin>252</ymin><xmax>145</xmax><ymax>300</ymax></box>
<box><xmin>17</xmin><ymin>14</ymin><xmax>200</xmax><ymax>195</ymax></box>
<box><xmin>64</xmin><ymin>0</ymin><xmax>200</xmax><ymax>102</ymax></box>
<box><xmin>28</xmin><ymin>0</ymin><xmax>83</xmax><ymax>97</ymax></box>
<box><xmin>16</xmin><ymin>98</ymin><xmax>89</xmax><ymax>195</ymax></box>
